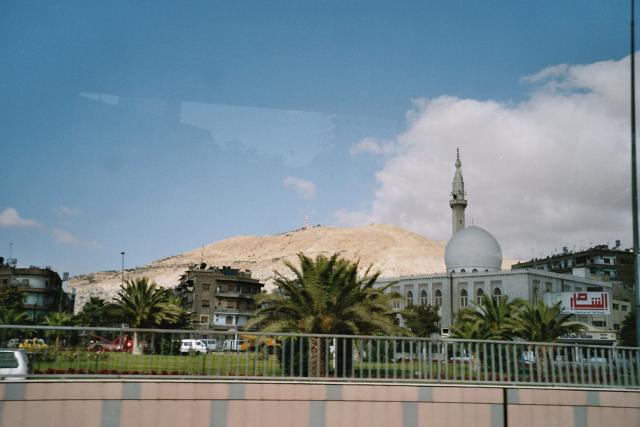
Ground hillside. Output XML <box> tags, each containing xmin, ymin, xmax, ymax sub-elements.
<box><xmin>69</xmin><ymin>223</ymin><xmax>514</xmax><ymax>311</ymax></box>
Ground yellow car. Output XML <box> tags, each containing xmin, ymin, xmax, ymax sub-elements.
<box><xmin>18</xmin><ymin>338</ymin><xmax>49</xmax><ymax>351</ymax></box>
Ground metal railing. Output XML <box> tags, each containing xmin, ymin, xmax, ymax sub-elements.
<box><xmin>0</xmin><ymin>325</ymin><xmax>638</xmax><ymax>388</ymax></box>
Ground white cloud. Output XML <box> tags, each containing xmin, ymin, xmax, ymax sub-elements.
<box><xmin>54</xmin><ymin>205</ymin><xmax>82</xmax><ymax>216</ymax></box>
<box><xmin>350</xmin><ymin>137</ymin><xmax>396</xmax><ymax>156</ymax></box>
<box><xmin>0</xmin><ymin>208</ymin><xmax>41</xmax><ymax>228</ymax></box>
<box><xmin>283</xmin><ymin>176</ymin><xmax>317</xmax><ymax>200</ymax></box>
<box><xmin>53</xmin><ymin>228</ymin><xmax>101</xmax><ymax>248</ymax></box>
<box><xmin>336</xmin><ymin>54</ymin><xmax>635</xmax><ymax>260</ymax></box>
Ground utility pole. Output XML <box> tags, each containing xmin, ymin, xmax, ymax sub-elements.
<box><xmin>631</xmin><ymin>0</ymin><xmax>640</xmax><ymax>346</ymax></box>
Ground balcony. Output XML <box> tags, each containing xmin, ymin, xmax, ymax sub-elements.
<box><xmin>213</xmin><ymin>307</ymin><xmax>254</xmax><ymax>316</ymax></box>
<box><xmin>215</xmin><ymin>290</ymin><xmax>256</xmax><ymax>299</ymax></box>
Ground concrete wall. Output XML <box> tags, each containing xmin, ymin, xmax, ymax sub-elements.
<box><xmin>0</xmin><ymin>381</ymin><xmax>638</xmax><ymax>427</ymax></box>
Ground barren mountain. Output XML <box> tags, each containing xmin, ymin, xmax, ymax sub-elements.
<box><xmin>69</xmin><ymin>224</ymin><xmax>514</xmax><ymax>312</ymax></box>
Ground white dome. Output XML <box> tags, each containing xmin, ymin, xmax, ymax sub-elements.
<box><xmin>444</xmin><ymin>226</ymin><xmax>502</xmax><ymax>273</ymax></box>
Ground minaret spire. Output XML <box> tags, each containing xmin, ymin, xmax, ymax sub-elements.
<box><xmin>450</xmin><ymin>148</ymin><xmax>467</xmax><ymax>235</ymax></box>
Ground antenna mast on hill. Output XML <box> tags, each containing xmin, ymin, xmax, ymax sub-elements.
<box><xmin>303</xmin><ymin>215</ymin><xmax>309</xmax><ymax>230</ymax></box>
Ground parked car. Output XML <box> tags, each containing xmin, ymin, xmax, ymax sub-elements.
<box><xmin>449</xmin><ymin>352</ymin><xmax>475</xmax><ymax>363</ymax></box>
<box><xmin>6</xmin><ymin>339</ymin><xmax>20</xmax><ymax>348</ymax></box>
<box><xmin>222</xmin><ymin>339</ymin><xmax>245</xmax><ymax>352</ymax></box>
<box><xmin>519</xmin><ymin>351</ymin><xmax>537</xmax><ymax>366</ymax></box>
<box><xmin>87</xmin><ymin>335</ymin><xmax>135</xmax><ymax>352</ymax></box>
<box><xmin>180</xmin><ymin>339</ymin><xmax>207</xmax><ymax>354</ymax></box>
<box><xmin>0</xmin><ymin>349</ymin><xmax>28</xmax><ymax>380</ymax></box>
<box><xmin>18</xmin><ymin>338</ymin><xmax>48</xmax><ymax>351</ymax></box>
<box><xmin>201</xmin><ymin>339</ymin><xmax>218</xmax><ymax>352</ymax></box>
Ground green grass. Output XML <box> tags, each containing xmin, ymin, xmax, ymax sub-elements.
<box><xmin>31</xmin><ymin>351</ymin><xmax>282</xmax><ymax>377</ymax></box>
<box><xmin>26</xmin><ymin>350</ymin><xmax>625</xmax><ymax>386</ymax></box>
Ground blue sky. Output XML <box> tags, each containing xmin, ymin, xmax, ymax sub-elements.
<box><xmin>0</xmin><ymin>1</ymin><xmax>634</xmax><ymax>276</ymax></box>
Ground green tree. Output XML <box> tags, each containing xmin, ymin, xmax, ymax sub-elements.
<box><xmin>75</xmin><ymin>297</ymin><xmax>120</xmax><ymax>327</ymax></box>
<box><xmin>510</xmin><ymin>301</ymin><xmax>585</xmax><ymax>342</ymax></box>
<box><xmin>0</xmin><ymin>286</ymin><xmax>25</xmax><ymax>311</ymax></box>
<box><xmin>452</xmin><ymin>295</ymin><xmax>523</xmax><ymax>341</ymax></box>
<box><xmin>247</xmin><ymin>253</ymin><xmax>400</xmax><ymax>376</ymax></box>
<box><xmin>619</xmin><ymin>311</ymin><xmax>636</xmax><ymax>347</ymax></box>
<box><xmin>112</xmin><ymin>277</ymin><xmax>182</xmax><ymax>354</ymax></box>
<box><xmin>401</xmin><ymin>304</ymin><xmax>441</xmax><ymax>337</ymax></box>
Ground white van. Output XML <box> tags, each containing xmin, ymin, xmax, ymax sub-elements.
<box><xmin>0</xmin><ymin>349</ymin><xmax>28</xmax><ymax>380</ymax></box>
<box><xmin>179</xmin><ymin>339</ymin><xmax>207</xmax><ymax>354</ymax></box>
<box><xmin>201</xmin><ymin>339</ymin><xmax>218</xmax><ymax>352</ymax></box>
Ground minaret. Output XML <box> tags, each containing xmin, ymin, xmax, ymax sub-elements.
<box><xmin>449</xmin><ymin>149</ymin><xmax>467</xmax><ymax>235</ymax></box>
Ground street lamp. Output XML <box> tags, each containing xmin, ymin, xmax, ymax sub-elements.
<box><xmin>121</xmin><ymin>251</ymin><xmax>125</xmax><ymax>287</ymax></box>
<box><xmin>630</xmin><ymin>0</ymin><xmax>640</xmax><ymax>346</ymax></box>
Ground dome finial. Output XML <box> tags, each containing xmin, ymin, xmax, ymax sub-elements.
<box><xmin>455</xmin><ymin>148</ymin><xmax>461</xmax><ymax>168</ymax></box>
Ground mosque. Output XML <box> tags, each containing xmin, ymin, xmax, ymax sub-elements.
<box><xmin>377</xmin><ymin>151</ymin><xmax>616</xmax><ymax>344</ymax></box>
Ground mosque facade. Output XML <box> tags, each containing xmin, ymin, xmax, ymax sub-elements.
<box><xmin>377</xmin><ymin>152</ymin><xmax>616</xmax><ymax>344</ymax></box>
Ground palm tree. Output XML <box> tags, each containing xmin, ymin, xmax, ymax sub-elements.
<box><xmin>0</xmin><ymin>308</ymin><xmax>30</xmax><ymax>325</ymax></box>
<box><xmin>453</xmin><ymin>295</ymin><xmax>523</xmax><ymax>341</ymax></box>
<box><xmin>450</xmin><ymin>317</ymin><xmax>487</xmax><ymax>340</ymax></box>
<box><xmin>510</xmin><ymin>301</ymin><xmax>585</xmax><ymax>343</ymax></box>
<box><xmin>247</xmin><ymin>253</ymin><xmax>400</xmax><ymax>376</ymax></box>
<box><xmin>42</xmin><ymin>312</ymin><xmax>75</xmax><ymax>348</ymax></box>
<box><xmin>112</xmin><ymin>277</ymin><xmax>181</xmax><ymax>354</ymax></box>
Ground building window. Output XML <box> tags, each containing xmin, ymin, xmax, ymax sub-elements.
<box><xmin>622</xmin><ymin>304</ymin><xmax>628</xmax><ymax>312</ymax></box>
<box><xmin>614</xmin><ymin>323</ymin><xmax>620</xmax><ymax>330</ymax></box>
<box><xmin>545</xmin><ymin>282</ymin><xmax>552</xmax><ymax>292</ymax></box>
<box><xmin>475</xmin><ymin>288</ymin><xmax>484</xmax><ymax>305</ymax></box>
<box><xmin>613</xmin><ymin>303</ymin><xmax>620</xmax><ymax>310</ymax></box>
<box><xmin>201</xmin><ymin>300</ymin><xmax>209</xmax><ymax>308</ymax></box>
<box><xmin>493</xmin><ymin>287</ymin><xmax>502</xmax><ymax>302</ymax></box>
<box><xmin>532</xmin><ymin>288</ymin><xmax>539</xmax><ymax>305</ymax></box>
<box><xmin>460</xmin><ymin>269</ymin><xmax>466</xmax><ymax>273</ymax></box>
<box><xmin>199</xmin><ymin>315</ymin><xmax>209</xmax><ymax>325</ymax></box>
<box><xmin>592</xmin><ymin>320</ymin><xmax>606</xmax><ymax>328</ymax></box>
<box><xmin>434</xmin><ymin>290</ymin><xmax>443</xmax><ymax>307</ymax></box>
<box><xmin>202</xmin><ymin>284</ymin><xmax>210</xmax><ymax>291</ymax></box>
<box><xmin>420</xmin><ymin>290</ymin><xmax>428</xmax><ymax>306</ymax></box>
<box><xmin>472</xmin><ymin>269</ymin><xmax>478</xmax><ymax>273</ymax></box>
<box><xmin>225</xmin><ymin>315</ymin><xmax>234</xmax><ymax>325</ymax></box>
<box><xmin>460</xmin><ymin>289</ymin><xmax>468</xmax><ymax>308</ymax></box>
<box><xmin>406</xmin><ymin>290</ymin><xmax>414</xmax><ymax>307</ymax></box>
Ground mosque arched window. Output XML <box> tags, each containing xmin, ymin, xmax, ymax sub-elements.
<box><xmin>460</xmin><ymin>269</ymin><xmax>466</xmax><ymax>273</ymax></box>
<box><xmin>460</xmin><ymin>289</ymin><xmax>468</xmax><ymax>308</ymax></box>
<box><xmin>493</xmin><ymin>287</ymin><xmax>502</xmax><ymax>303</ymax></box>
<box><xmin>532</xmin><ymin>288</ymin><xmax>539</xmax><ymax>305</ymax></box>
<box><xmin>406</xmin><ymin>290</ymin><xmax>414</xmax><ymax>307</ymax></box>
<box><xmin>434</xmin><ymin>289</ymin><xmax>443</xmax><ymax>307</ymax></box>
<box><xmin>420</xmin><ymin>290</ymin><xmax>428</xmax><ymax>306</ymax></box>
<box><xmin>472</xmin><ymin>269</ymin><xmax>478</xmax><ymax>273</ymax></box>
<box><xmin>475</xmin><ymin>288</ymin><xmax>484</xmax><ymax>305</ymax></box>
